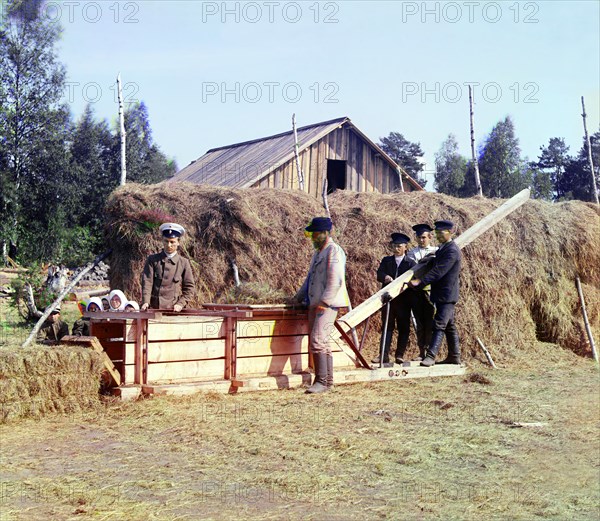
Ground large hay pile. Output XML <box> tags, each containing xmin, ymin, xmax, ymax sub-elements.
<box><xmin>105</xmin><ymin>183</ymin><xmax>600</xmax><ymax>362</ymax></box>
<box><xmin>0</xmin><ymin>346</ymin><xmax>104</xmax><ymax>423</ymax></box>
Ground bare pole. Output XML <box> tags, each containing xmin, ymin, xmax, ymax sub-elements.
<box><xmin>396</xmin><ymin>166</ymin><xmax>405</xmax><ymax>192</ymax></box>
<box><xmin>476</xmin><ymin>336</ymin><xmax>497</xmax><ymax>369</ymax></box>
<box><xmin>576</xmin><ymin>277</ymin><xmax>598</xmax><ymax>363</ymax></box>
<box><xmin>580</xmin><ymin>96</ymin><xmax>599</xmax><ymax>205</ymax></box>
<box><xmin>321</xmin><ymin>177</ymin><xmax>331</xmax><ymax>218</ymax></box>
<box><xmin>117</xmin><ymin>73</ymin><xmax>127</xmax><ymax>186</ymax></box>
<box><xmin>469</xmin><ymin>85</ymin><xmax>483</xmax><ymax>197</ymax></box>
<box><xmin>292</xmin><ymin>114</ymin><xmax>305</xmax><ymax>191</ymax></box>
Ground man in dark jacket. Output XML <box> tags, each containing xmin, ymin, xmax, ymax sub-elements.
<box><xmin>374</xmin><ymin>233</ymin><xmax>416</xmax><ymax>365</ymax></box>
<box><xmin>37</xmin><ymin>306</ymin><xmax>69</xmax><ymax>345</ymax></box>
<box><xmin>141</xmin><ymin>223</ymin><xmax>195</xmax><ymax>312</ymax></box>
<box><xmin>409</xmin><ymin>220</ymin><xmax>461</xmax><ymax>367</ymax></box>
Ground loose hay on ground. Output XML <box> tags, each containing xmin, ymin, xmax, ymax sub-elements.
<box><xmin>105</xmin><ymin>184</ymin><xmax>600</xmax><ymax>362</ymax></box>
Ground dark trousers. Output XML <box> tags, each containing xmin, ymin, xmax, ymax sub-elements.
<box><xmin>432</xmin><ymin>302</ymin><xmax>457</xmax><ymax>338</ymax></box>
<box><xmin>380</xmin><ymin>294</ymin><xmax>411</xmax><ymax>359</ymax></box>
<box><xmin>411</xmin><ymin>290</ymin><xmax>435</xmax><ymax>348</ymax></box>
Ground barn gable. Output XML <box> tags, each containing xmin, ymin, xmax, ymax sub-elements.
<box><xmin>170</xmin><ymin>117</ymin><xmax>423</xmax><ymax>194</ymax></box>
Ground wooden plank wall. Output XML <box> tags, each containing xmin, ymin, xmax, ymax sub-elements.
<box><xmin>254</xmin><ymin>125</ymin><xmax>402</xmax><ymax>195</ymax></box>
<box><xmin>94</xmin><ymin>315</ymin><xmax>355</xmax><ymax>385</ymax></box>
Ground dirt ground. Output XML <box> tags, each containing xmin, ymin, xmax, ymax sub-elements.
<box><xmin>0</xmin><ymin>344</ymin><xmax>598</xmax><ymax>521</ymax></box>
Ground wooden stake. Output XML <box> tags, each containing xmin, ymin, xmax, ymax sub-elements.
<box><xmin>476</xmin><ymin>336</ymin><xmax>496</xmax><ymax>368</ymax></box>
<box><xmin>580</xmin><ymin>97</ymin><xmax>599</xmax><ymax>205</ymax></box>
<box><xmin>21</xmin><ymin>249</ymin><xmax>112</xmax><ymax>348</ymax></box>
<box><xmin>292</xmin><ymin>114</ymin><xmax>305</xmax><ymax>191</ymax></box>
<box><xmin>117</xmin><ymin>73</ymin><xmax>127</xmax><ymax>186</ymax></box>
<box><xmin>469</xmin><ymin>85</ymin><xmax>483</xmax><ymax>197</ymax></box>
<box><xmin>576</xmin><ymin>276</ymin><xmax>598</xmax><ymax>363</ymax></box>
<box><xmin>321</xmin><ymin>175</ymin><xmax>331</xmax><ymax>218</ymax></box>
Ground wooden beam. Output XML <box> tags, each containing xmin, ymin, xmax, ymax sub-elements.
<box><xmin>337</xmin><ymin>188</ymin><xmax>531</xmax><ymax>331</ymax></box>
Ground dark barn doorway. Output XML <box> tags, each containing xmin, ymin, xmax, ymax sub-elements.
<box><xmin>326</xmin><ymin>160</ymin><xmax>347</xmax><ymax>194</ymax></box>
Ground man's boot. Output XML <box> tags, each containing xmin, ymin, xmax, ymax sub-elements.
<box><xmin>326</xmin><ymin>353</ymin><xmax>334</xmax><ymax>389</ymax></box>
<box><xmin>439</xmin><ymin>326</ymin><xmax>461</xmax><ymax>364</ymax></box>
<box><xmin>420</xmin><ymin>330</ymin><xmax>444</xmax><ymax>367</ymax></box>
<box><xmin>306</xmin><ymin>353</ymin><xmax>329</xmax><ymax>393</ymax></box>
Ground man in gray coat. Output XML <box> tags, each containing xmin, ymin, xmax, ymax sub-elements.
<box><xmin>294</xmin><ymin>217</ymin><xmax>349</xmax><ymax>394</ymax></box>
<box><xmin>141</xmin><ymin>223</ymin><xmax>195</xmax><ymax>312</ymax></box>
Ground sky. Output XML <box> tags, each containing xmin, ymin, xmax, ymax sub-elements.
<box><xmin>32</xmin><ymin>0</ymin><xmax>600</xmax><ymax>189</ymax></box>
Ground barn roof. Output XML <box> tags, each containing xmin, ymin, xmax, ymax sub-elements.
<box><xmin>170</xmin><ymin>116</ymin><xmax>423</xmax><ymax>191</ymax></box>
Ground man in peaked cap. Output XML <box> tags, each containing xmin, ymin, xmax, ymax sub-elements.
<box><xmin>374</xmin><ymin>232</ymin><xmax>416</xmax><ymax>365</ymax></box>
<box><xmin>141</xmin><ymin>223</ymin><xmax>195</xmax><ymax>312</ymax></box>
<box><xmin>294</xmin><ymin>217</ymin><xmax>350</xmax><ymax>394</ymax></box>
<box><xmin>407</xmin><ymin>223</ymin><xmax>438</xmax><ymax>360</ymax></box>
<box><xmin>409</xmin><ymin>220</ymin><xmax>462</xmax><ymax>366</ymax></box>
<box><xmin>36</xmin><ymin>306</ymin><xmax>69</xmax><ymax>345</ymax></box>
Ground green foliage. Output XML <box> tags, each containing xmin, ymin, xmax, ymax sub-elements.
<box><xmin>478</xmin><ymin>116</ymin><xmax>529</xmax><ymax>198</ymax></box>
<box><xmin>378</xmin><ymin>131</ymin><xmax>426</xmax><ymax>187</ymax></box>
<box><xmin>0</xmin><ymin>5</ymin><xmax>177</xmax><ymax>266</ymax></box>
<box><xmin>120</xmin><ymin>102</ymin><xmax>177</xmax><ymax>185</ymax></box>
<box><xmin>9</xmin><ymin>262</ymin><xmax>57</xmax><ymax>319</ymax></box>
<box><xmin>434</xmin><ymin>134</ymin><xmax>467</xmax><ymax>196</ymax></box>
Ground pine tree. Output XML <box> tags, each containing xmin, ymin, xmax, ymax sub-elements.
<box><xmin>378</xmin><ymin>132</ymin><xmax>426</xmax><ymax>187</ymax></box>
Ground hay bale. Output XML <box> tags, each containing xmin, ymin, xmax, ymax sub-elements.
<box><xmin>105</xmin><ymin>184</ymin><xmax>600</xmax><ymax>361</ymax></box>
<box><xmin>0</xmin><ymin>346</ymin><xmax>104</xmax><ymax>423</ymax></box>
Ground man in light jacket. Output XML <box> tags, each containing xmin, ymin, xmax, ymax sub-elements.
<box><xmin>294</xmin><ymin>217</ymin><xmax>349</xmax><ymax>393</ymax></box>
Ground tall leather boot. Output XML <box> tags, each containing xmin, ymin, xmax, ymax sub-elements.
<box><xmin>440</xmin><ymin>325</ymin><xmax>461</xmax><ymax>364</ymax></box>
<box><xmin>326</xmin><ymin>353</ymin><xmax>334</xmax><ymax>389</ymax></box>
<box><xmin>420</xmin><ymin>330</ymin><xmax>444</xmax><ymax>367</ymax></box>
<box><xmin>306</xmin><ymin>353</ymin><xmax>329</xmax><ymax>394</ymax></box>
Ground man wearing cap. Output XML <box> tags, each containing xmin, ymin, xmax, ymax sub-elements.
<box><xmin>36</xmin><ymin>306</ymin><xmax>69</xmax><ymax>345</ymax></box>
<box><xmin>374</xmin><ymin>233</ymin><xmax>416</xmax><ymax>365</ymax></box>
<box><xmin>141</xmin><ymin>223</ymin><xmax>195</xmax><ymax>312</ymax></box>
<box><xmin>409</xmin><ymin>220</ymin><xmax>461</xmax><ymax>366</ymax></box>
<box><xmin>294</xmin><ymin>217</ymin><xmax>349</xmax><ymax>394</ymax></box>
<box><xmin>407</xmin><ymin>224</ymin><xmax>438</xmax><ymax>360</ymax></box>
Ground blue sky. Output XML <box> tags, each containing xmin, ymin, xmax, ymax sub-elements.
<box><xmin>46</xmin><ymin>0</ymin><xmax>599</xmax><ymax>189</ymax></box>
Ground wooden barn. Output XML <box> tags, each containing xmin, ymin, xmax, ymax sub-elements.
<box><xmin>169</xmin><ymin>116</ymin><xmax>423</xmax><ymax>196</ymax></box>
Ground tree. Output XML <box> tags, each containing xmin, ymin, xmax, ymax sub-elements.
<box><xmin>119</xmin><ymin>102</ymin><xmax>177</xmax><ymax>184</ymax></box>
<box><xmin>0</xmin><ymin>0</ymin><xmax>68</xmax><ymax>261</ymax></box>
<box><xmin>537</xmin><ymin>137</ymin><xmax>570</xmax><ymax>201</ymax></box>
<box><xmin>528</xmin><ymin>162</ymin><xmax>553</xmax><ymax>201</ymax></box>
<box><xmin>478</xmin><ymin>116</ymin><xmax>528</xmax><ymax>198</ymax></box>
<box><xmin>379</xmin><ymin>132</ymin><xmax>426</xmax><ymax>187</ymax></box>
<box><xmin>434</xmin><ymin>134</ymin><xmax>467</xmax><ymax>196</ymax></box>
<box><xmin>69</xmin><ymin>105</ymin><xmax>117</xmax><ymax>239</ymax></box>
<box><xmin>559</xmin><ymin>131</ymin><xmax>600</xmax><ymax>202</ymax></box>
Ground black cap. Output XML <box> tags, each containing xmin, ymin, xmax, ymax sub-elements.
<box><xmin>434</xmin><ymin>220</ymin><xmax>454</xmax><ymax>231</ymax></box>
<box><xmin>412</xmin><ymin>223</ymin><xmax>433</xmax><ymax>235</ymax></box>
<box><xmin>305</xmin><ymin>217</ymin><xmax>333</xmax><ymax>232</ymax></box>
<box><xmin>390</xmin><ymin>233</ymin><xmax>410</xmax><ymax>244</ymax></box>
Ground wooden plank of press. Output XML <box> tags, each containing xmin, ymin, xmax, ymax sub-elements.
<box><xmin>146</xmin><ymin>317</ymin><xmax>225</xmax><ymax>341</ymax></box>
<box><xmin>146</xmin><ymin>339</ymin><xmax>226</xmax><ymax>363</ymax></box>
<box><xmin>337</xmin><ymin>188</ymin><xmax>531</xmax><ymax>331</ymax></box>
<box><xmin>236</xmin><ymin>319</ymin><xmax>308</xmax><ymax>338</ymax></box>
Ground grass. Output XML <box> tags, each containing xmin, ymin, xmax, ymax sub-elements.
<box><xmin>1</xmin><ymin>296</ymin><xmax>599</xmax><ymax>520</ymax></box>
<box><xmin>0</xmin><ymin>343</ymin><xmax>598</xmax><ymax>520</ymax></box>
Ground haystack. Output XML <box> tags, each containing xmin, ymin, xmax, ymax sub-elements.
<box><xmin>105</xmin><ymin>183</ymin><xmax>600</xmax><ymax>362</ymax></box>
<box><xmin>0</xmin><ymin>346</ymin><xmax>104</xmax><ymax>423</ymax></box>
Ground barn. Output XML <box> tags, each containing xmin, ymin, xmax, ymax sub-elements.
<box><xmin>169</xmin><ymin>116</ymin><xmax>424</xmax><ymax>196</ymax></box>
